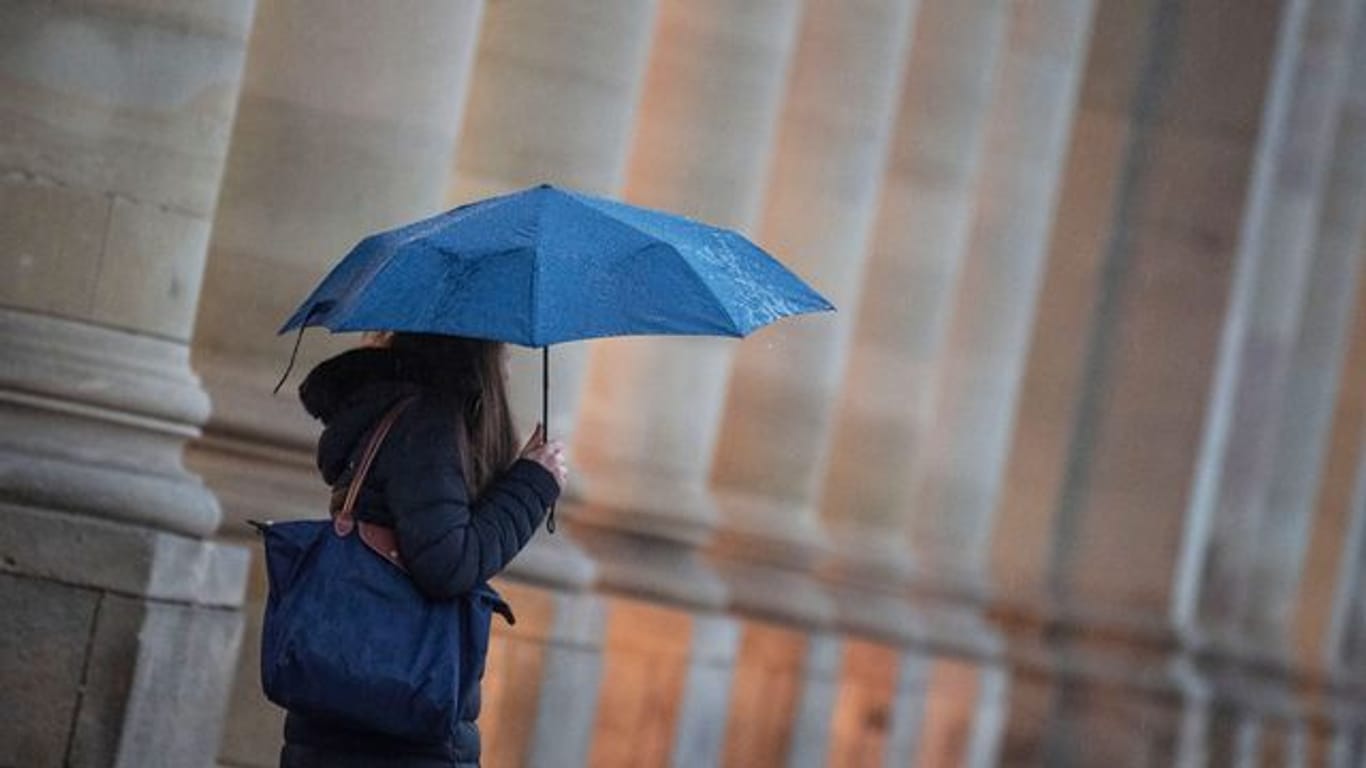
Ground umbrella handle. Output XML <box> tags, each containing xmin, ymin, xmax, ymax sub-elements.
<box><xmin>543</xmin><ymin>345</ymin><xmax>556</xmax><ymax>534</ymax></box>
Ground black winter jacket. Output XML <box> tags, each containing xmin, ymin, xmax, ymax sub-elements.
<box><xmin>281</xmin><ymin>347</ymin><xmax>558</xmax><ymax>767</ymax></box>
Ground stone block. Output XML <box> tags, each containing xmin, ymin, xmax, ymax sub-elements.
<box><xmin>0</xmin><ymin>173</ymin><xmax>109</xmax><ymax>320</ymax></box>
<box><xmin>0</xmin><ymin>573</ymin><xmax>99</xmax><ymax>768</ymax></box>
<box><xmin>0</xmin><ymin>503</ymin><xmax>248</xmax><ymax>607</ymax></box>
<box><xmin>66</xmin><ymin>594</ymin><xmax>244</xmax><ymax>768</ymax></box>
<box><xmin>0</xmin><ymin>2</ymin><xmax>252</xmax><ymax>215</ymax></box>
<box><xmin>91</xmin><ymin>196</ymin><xmax>212</xmax><ymax>341</ymax></box>
<box><xmin>1</xmin><ymin>504</ymin><xmax>248</xmax><ymax>768</ymax></box>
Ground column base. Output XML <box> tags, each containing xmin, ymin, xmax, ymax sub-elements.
<box><xmin>711</xmin><ymin>555</ymin><xmax>836</xmax><ymax>628</ymax></box>
<box><xmin>0</xmin><ymin>503</ymin><xmax>248</xmax><ymax>768</ymax></box>
<box><xmin>991</xmin><ymin>595</ymin><xmax>1209</xmax><ymax>766</ymax></box>
<box><xmin>503</xmin><ymin>527</ymin><xmax>598</xmax><ymax>590</ymax></box>
<box><xmin>1</xmin><ymin>308</ymin><xmax>219</xmax><ymax>536</ymax></box>
<box><xmin>707</xmin><ymin>488</ymin><xmax>836</xmax><ymax>627</ymax></box>
<box><xmin>567</xmin><ymin>512</ymin><xmax>728</xmax><ymax>610</ymax></box>
<box><xmin>819</xmin><ymin>522</ymin><xmax>921</xmax><ymax>644</ymax></box>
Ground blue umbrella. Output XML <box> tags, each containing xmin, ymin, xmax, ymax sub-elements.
<box><xmin>279</xmin><ymin>183</ymin><xmax>834</xmax><ymax>527</ymax></box>
<box><xmin>281</xmin><ymin>184</ymin><xmax>831</xmax><ymax>342</ymax></box>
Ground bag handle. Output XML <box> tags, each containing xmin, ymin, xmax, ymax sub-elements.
<box><xmin>334</xmin><ymin>397</ymin><xmax>415</xmax><ymax>536</ymax></box>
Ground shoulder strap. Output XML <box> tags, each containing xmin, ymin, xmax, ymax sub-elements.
<box><xmin>333</xmin><ymin>396</ymin><xmax>416</xmax><ymax>536</ymax></box>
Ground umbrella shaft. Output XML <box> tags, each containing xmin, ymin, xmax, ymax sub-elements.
<box><xmin>543</xmin><ymin>346</ymin><xmax>556</xmax><ymax>534</ymax></box>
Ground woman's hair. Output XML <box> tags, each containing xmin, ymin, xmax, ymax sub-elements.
<box><xmin>380</xmin><ymin>332</ymin><xmax>519</xmax><ymax>499</ymax></box>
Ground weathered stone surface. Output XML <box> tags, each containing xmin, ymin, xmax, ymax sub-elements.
<box><xmin>91</xmin><ymin>197</ymin><xmax>213</xmax><ymax>339</ymax></box>
<box><xmin>709</xmin><ymin>0</ymin><xmax>918</xmax><ymax>628</ymax></box>
<box><xmin>70</xmin><ymin>595</ymin><xmax>244</xmax><ymax>768</ymax></box>
<box><xmin>571</xmin><ymin>0</ymin><xmax>805</xmax><ymax>609</ymax></box>
<box><xmin>0</xmin><ymin>563</ymin><xmax>244</xmax><ymax>768</ymax></box>
<box><xmin>0</xmin><ymin>0</ymin><xmax>253</xmax><ymax>340</ymax></box>
<box><xmin>0</xmin><ymin>174</ymin><xmax>109</xmax><ymax>320</ymax></box>
<box><xmin>0</xmin><ymin>574</ymin><xmax>99</xmax><ymax>768</ymax></box>
<box><xmin>0</xmin><ymin>503</ymin><xmax>248</xmax><ymax>607</ymax></box>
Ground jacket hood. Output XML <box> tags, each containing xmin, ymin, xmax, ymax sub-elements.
<box><xmin>299</xmin><ymin>347</ymin><xmax>468</xmax><ymax>484</ymax></box>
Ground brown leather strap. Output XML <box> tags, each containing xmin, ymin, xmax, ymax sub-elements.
<box><xmin>334</xmin><ymin>397</ymin><xmax>415</xmax><ymax>536</ymax></box>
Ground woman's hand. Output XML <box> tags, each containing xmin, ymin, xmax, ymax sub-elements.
<box><xmin>520</xmin><ymin>424</ymin><xmax>568</xmax><ymax>489</ymax></box>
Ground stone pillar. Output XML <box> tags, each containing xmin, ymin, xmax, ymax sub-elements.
<box><xmin>1176</xmin><ymin>0</ymin><xmax>1362</xmax><ymax>654</ymax></box>
<box><xmin>570</xmin><ymin>0</ymin><xmax>805</xmax><ymax>610</ymax></box>
<box><xmin>818</xmin><ymin>0</ymin><xmax>1011</xmax><ymax>641</ymax></box>
<box><xmin>0</xmin><ymin>2</ymin><xmax>255</xmax><ymax>766</ymax></box>
<box><xmin>1239</xmin><ymin>0</ymin><xmax>1366</xmax><ymax>652</ymax></box>
<box><xmin>566</xmin><ymin>3</ymin><xmax>803</xmax><ymax>765</ymax></box>
<box><xmin>698</xmin><ymin>3</ymin><xmax>919</xmax><ymax>764</ymax></box>
<box><xmin>190</xmin><ymin>0</ymin><xmax>485</xmax><ymax>527</ymax></box>
<box><xmin>450</xmin><ymin>0</ymin><xmax>657</xmax><ymax>586</ymax></box>
<box><xmin>895</xmin><ymin>2</ymin><xmax>1095</xmax><ymax>763</ymax></box>
<box><xmin>802</xmin><ymin>4</ymin><xmax>1014</xmax><ymax>763</ymax></box>
<box><xmin>905</xmin><ymin>0</ymin><xmax>1096</xmax><ymax>609</ymax></box>
<box><xmin>185</xmin><ymin>3</ymin><xmax>485</xmax><ymax>765</ymax></box>
<box><xmin>985</xmin><ymin>0</ymin><xmax>1303</xmax><ymax>762</ymax></box>
<box><xmin>706</xmin><ymin>0</ymin><xmax>918</xmax><ymax>626</ymax></box>
<box><xmin>1169</xmin><ymin>0</ymin><xmax>1362</xmax><ymax>758</ymax></box>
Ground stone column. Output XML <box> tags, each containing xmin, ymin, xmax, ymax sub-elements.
<box><xmin>803</xmin><ymin>4</ymin><xmax>1013</xmax><ymax>764</ymax></box>
<box><xmin>445</xmin><ymin>3</ymin><xmax>657</xmax><ymax>765</ymax></box>
<box><xmin>986</xmin><ymin>0</ymin><xmax>1305</xmax><ymax>763</ymax></box>
<box><xmin>1236</xmin><ymin>0</ymin><xmax>1366</xmax><ymax>652</ymax></box>
<box><xmin>1169</xmin><ymin>0</ymin><xmax>1362</xmax><ymax>758</ymax></box>
<box><xmin>705</xmin><ymin>0</ymin><xmax>918</xmax><ymax>627</ymax></box>
<box><xmin>1176</xmin><ymin>0</ymin><xmax>1361</xmax><ymax>652</ymax></box>
<box><xmin>0</xmin><ymin>2</ymin><xmax>255</xmax><ymax>766</ymax></box>
<box><xmin>570</xmin><ymin>0</ymin><xmax>805</xmax><ymax>610</ymax></box>
<box><xmin>566</xmin><ymin>3</ymin><xmax>803</xmax><ymax>766</ymax></box>
<box><xmin>905</xmin><ymin>0</ymin><xmax>1096</xmax><ymax>610</ymax></box>
<box><xmin>818</xmin><ymin>0</ymin><xmax>1011</xmax><ymax>642</ymax></box>
<box><xmin>694</xmin><ymin>4</ymin><xmax>919</xmax><ymax>765</ymax></box>
<box><xmin>185</xmin><ymin>3</ymin><xmax>485</xmax><ymax>765</ymax></box>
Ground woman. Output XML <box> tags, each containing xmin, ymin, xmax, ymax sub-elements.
<box><xmin>280</xmin><ymin>332</ymin><xmax>566</xmax><ymax>768</ymax></box>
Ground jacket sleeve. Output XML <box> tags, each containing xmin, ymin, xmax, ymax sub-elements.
<box><xmin>377</xmin><ymin>396</ymin><xmax>559</xmax><ymax>600</ymax></box>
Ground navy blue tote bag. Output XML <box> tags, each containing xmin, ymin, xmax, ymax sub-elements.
<box><xmin>251</xmin><ymin>399</ymin><xmax>508</xmax><ymax>742</ymax></box>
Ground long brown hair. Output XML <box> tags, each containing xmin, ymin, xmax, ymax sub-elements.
<box><xmin>379</xmin><ymin>332</ymin><xmax>519</xmax><ymax>499</ymax></box>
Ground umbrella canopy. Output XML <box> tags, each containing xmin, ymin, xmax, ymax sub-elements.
<box><xmin>280</xmin><ymin>184</ymin><xmax>833</xmax><ymax>345</ymax></box>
